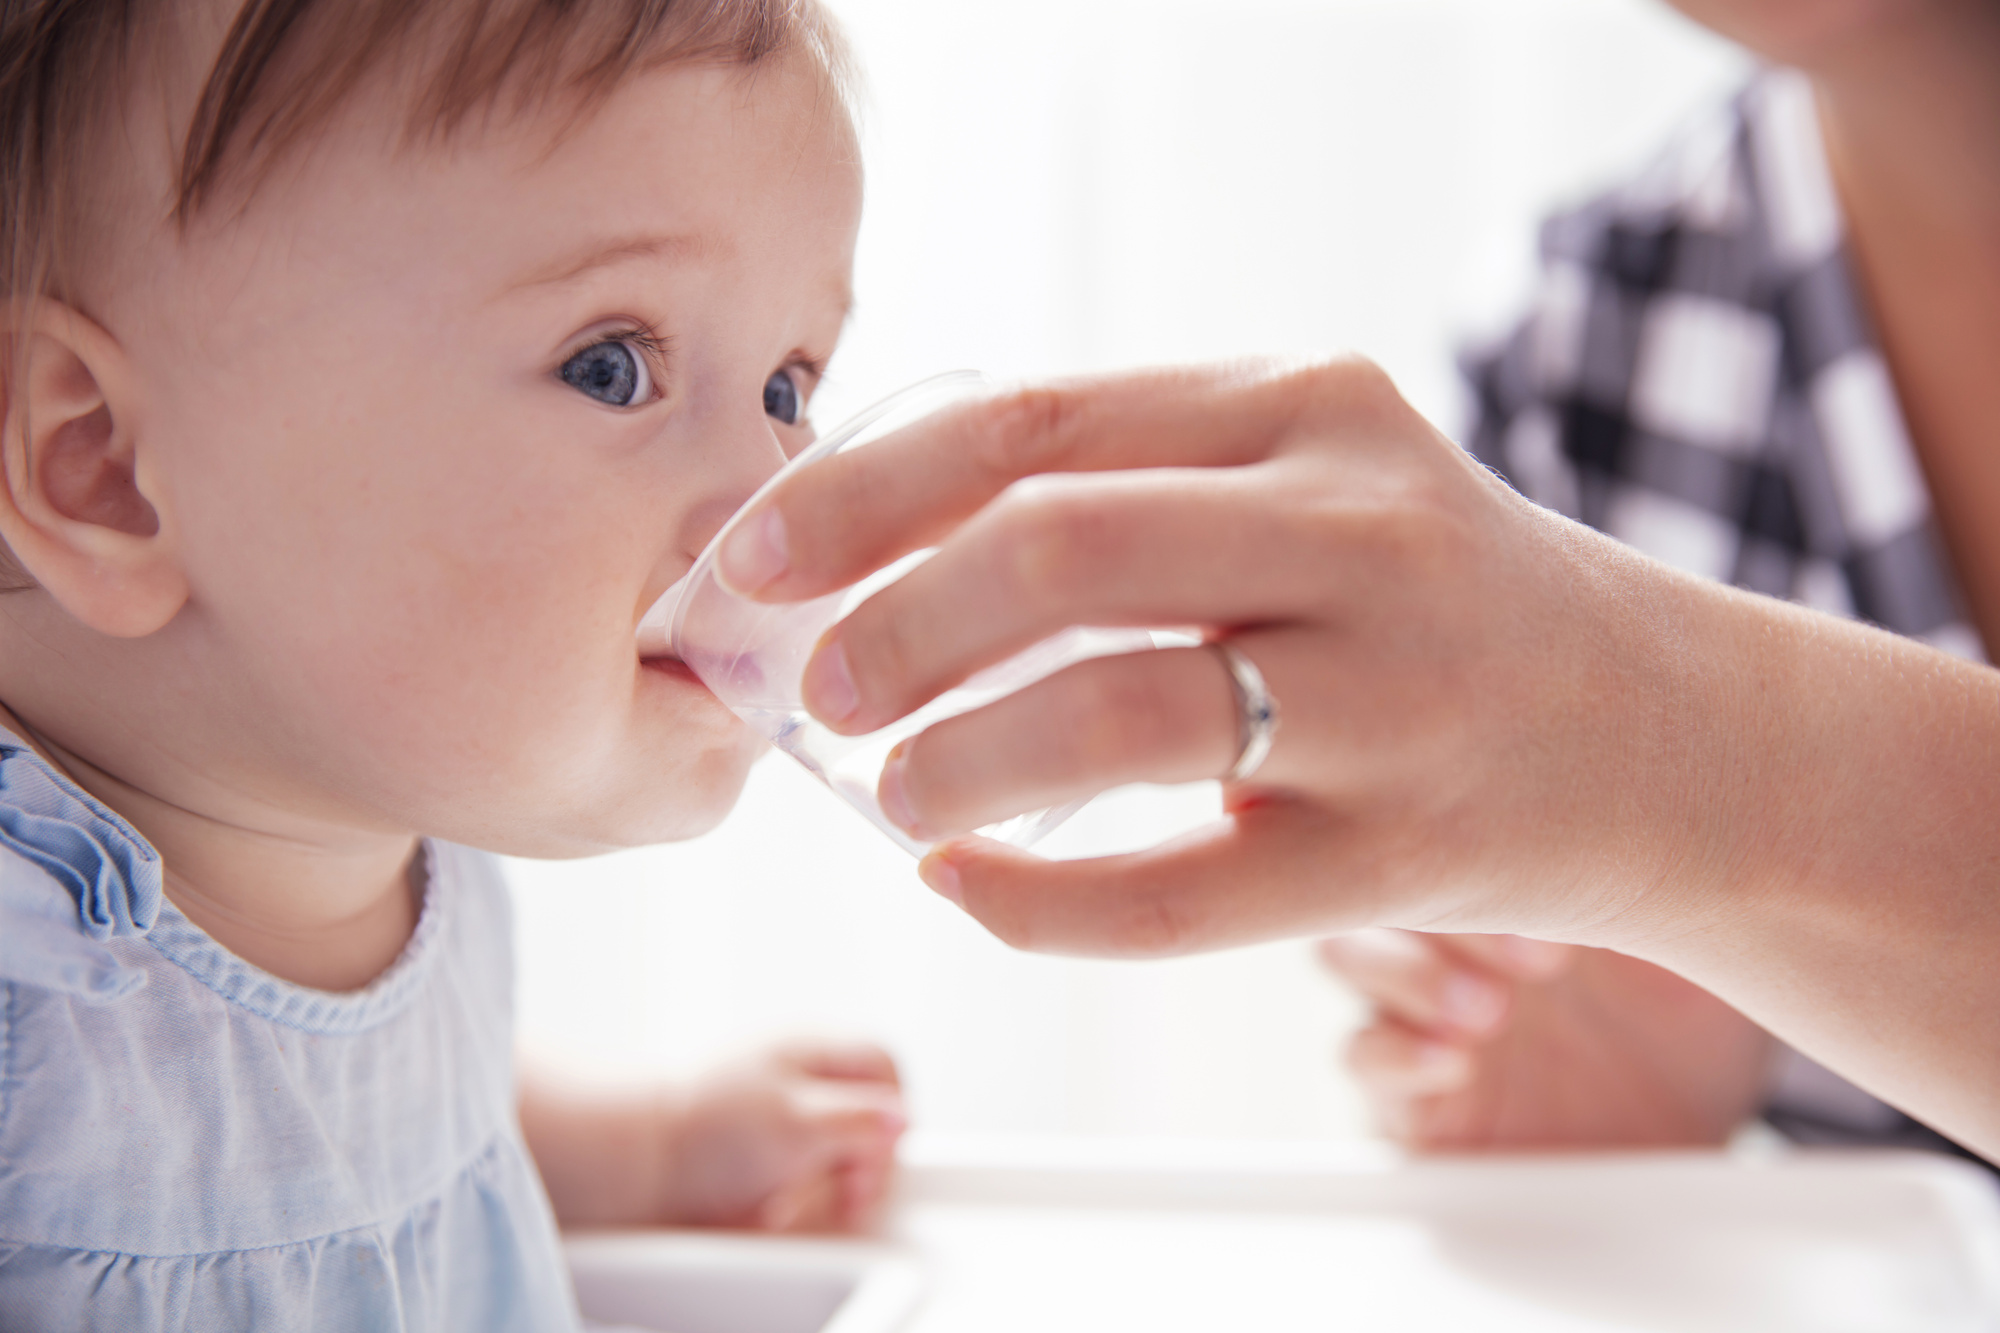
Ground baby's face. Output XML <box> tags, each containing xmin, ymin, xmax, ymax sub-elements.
<box><xmin>106</xmin><ymin>55</ymin><xmax>860</xmax><ymax>854</ymax></box>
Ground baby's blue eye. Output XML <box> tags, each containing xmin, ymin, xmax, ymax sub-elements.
<box><xmin>764</xmin><ymin>369</ymin><xmax>802</xmax><ymax>426</ymax></box>
<box><xmin>560</xmin><ymin>339</ymin><xmax>652</xmax><ymax>407</ymax></box>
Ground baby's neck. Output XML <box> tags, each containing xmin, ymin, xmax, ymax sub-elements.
<box><xmin>4</xmin><ymin>706</ymin><xmax>423</xmax><ymax>992</ymax></box>
<box><xmin>160</xmin><ymin>832</ymin><xmax>425</xmax><ymax>994</ymax></box>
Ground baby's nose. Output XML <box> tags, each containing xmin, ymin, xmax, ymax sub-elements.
<box><xmin>684</xmin><ymin>427</ymin><xmax>791</xmax><ymax>554</ymax></box>
<box><xmin>680</xmin><ymin>492</ymin><xmax>757</xmax><ymax>562</ymax></box>
<box><xmin>636</xmin><ymin>431</ymin><xmax>787</xmax><ymax>655</ymax></box>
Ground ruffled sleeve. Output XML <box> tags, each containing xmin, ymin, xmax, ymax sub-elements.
<box><xmin>0</xmin><ymin>733</ymin><xmax>159</xmax><ymax>1001</ymax></box>
<box><xmin>0</xmin><ymin>734</ymin><xmax>161</xmax><ymax>940</ymax></box>
<box><xmin>0</xmin><ymin>845</ymin><xmax>146</xmax><ymax>1001</ymax></box>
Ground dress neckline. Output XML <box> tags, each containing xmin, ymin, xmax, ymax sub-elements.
<box><xmin>141</xmin><ymin>839</ymin><xmax>454</xmax><ymax>1035</ymax></box>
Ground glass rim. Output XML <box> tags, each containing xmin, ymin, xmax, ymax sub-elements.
<box><xmin>666</xmin><ymin>368</ymin><xmax>990</xmax><ymax>657</ymax></box>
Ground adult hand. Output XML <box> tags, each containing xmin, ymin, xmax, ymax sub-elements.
<box><xmin>717</xmin><ymin>358</ymin><xmax>1745</xmax><ymax>956</ymax></box>
<box><xmin>1320</xmin><ymin>931</ymin><xmax>1773</xmax><ymax>1149</ymax></box>
<box><xmin>716</xmin><ymin>357</ymin><xmax>2000</xmax><ymax>1157</ymax></box>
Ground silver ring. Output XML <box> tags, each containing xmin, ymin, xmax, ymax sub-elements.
<box><xmin>1209</xmin><ymin>641</ymin><xmax>1279</xmax><ymax>783</ymax></box>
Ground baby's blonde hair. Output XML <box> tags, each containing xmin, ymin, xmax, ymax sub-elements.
<box><xmin>0</xmin><ymin>0</ymin><xmax>850</xmax><ymax>586</ymax></box>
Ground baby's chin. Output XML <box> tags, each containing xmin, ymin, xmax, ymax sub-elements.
<box><xmin>614</xmin><ymin>740</ymin><xmax>764</xmax><ymax>850</ymax></box>
<box><xmin>621</xmin><ymin>739</ymin><xmax>763</xmax><ymax>846</ymax></box>
<box><xmin>453</xmin><ymin>725</ymin><xmax>762</xmax><ymax>860</ymax></box>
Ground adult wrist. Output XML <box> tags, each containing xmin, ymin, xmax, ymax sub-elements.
<box><xmin>1541</xmin><ymin>544</ymin><xmax>1796</xmax><ymax>960</ymax></box>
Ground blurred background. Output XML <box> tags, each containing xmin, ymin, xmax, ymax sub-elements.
<box><xmin>514</xmin><ymin>0</ymin><xmax>1750</xmax><ymax>1143</ymax></box>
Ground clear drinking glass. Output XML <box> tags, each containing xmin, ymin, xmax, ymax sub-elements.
<box><xmin>638</xmin><ymin>372</ymin><xmax>1154</xmax><ymax>856</ymax></box>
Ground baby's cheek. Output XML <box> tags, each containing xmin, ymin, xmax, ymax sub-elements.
<box><xmin>317</xmin><ymin>584</ymin><xmax>609</xmax><ymax>776</ymax></box>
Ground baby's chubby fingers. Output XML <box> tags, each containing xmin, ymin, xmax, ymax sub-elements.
<box><xmin>666</xmin><ymin>1046</ymin><xmax>909</xmax><ymax>1233</ymax></box>
<box><xmin>756</xmin><ymin>1080</ymin><xmax>906</xmax><ymax>1234</ymax></box>
<box><xmin>757</xmin><ymin>1172</ymin><xmax>841</xmax><ymax>1233</ymax></box>
<box><xmin>760</xmin><ymin>1158</ymin><xmax>893</xmax><ymax>1233</ymax></box>
<box><xmin>771</xmin><ymin>1040</ymin><xmax>902</xmax><ymax>1089</ymax></box>
<box><xmin>838</xmin><ymin>1157</ymin><xmax>892</xmax><ymax>1226</ymax></box>
<box><xmin>786</xmin><ymin>1075</ymin><xmax>909</xmax><ymax>1146</ymax></box>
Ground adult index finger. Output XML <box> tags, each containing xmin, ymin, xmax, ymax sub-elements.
<box><xmin>716</xmin><ymin>357</ymin><xmax>1359</xmax><ymax>603</ymax></box>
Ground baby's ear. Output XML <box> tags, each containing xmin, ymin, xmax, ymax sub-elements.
<box><xmin>0</xmin><ymin>300</ymin><xmax>186</xmax><ymax>636</ymax></box>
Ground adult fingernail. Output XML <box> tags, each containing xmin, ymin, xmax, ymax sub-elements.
<box><xmin>878</xmin><ymin>743</ymin><xmax>926</xmax><ymax>838</ymax></box>
<box><xmin>718</xmin><ymin>507</ymin><xmax>789</xmax><ymax>594</ymax></box>
<box><xmin>1442</xmin><ymin>975</ymin><xmax>1504</xmax><ymax>1032</ymax></box>
<box><xmin>919</xmin><ymin>851</ymin><xmax>962</xmax><ymax>907</ymax></box>
<box><xmin>803</xmin><ymin>638</ymin><xmax>859</xmax><ymax>726</ymax></box>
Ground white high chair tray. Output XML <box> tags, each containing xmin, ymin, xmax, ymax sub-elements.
<box><xmin>568</xmin><ymin>1137</ymin><xmax>2000</xmax><ymax>1333</ymax></box>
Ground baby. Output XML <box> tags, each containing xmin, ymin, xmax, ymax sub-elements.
<box><xmin>0</xmin><ymin>0</ymin><xmax>903</xmax><ymax>1326</ymax></box>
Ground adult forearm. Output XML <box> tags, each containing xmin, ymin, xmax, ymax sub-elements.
<box><xmin>1604</xmin><ymin>580</ymin><xmax>2000</xmax><ymax>1156</ymax></box>
<box><xmin>1812</xmin><ymin>4</ymin><xmax>2000</xmax><ymax>649</ymax></box>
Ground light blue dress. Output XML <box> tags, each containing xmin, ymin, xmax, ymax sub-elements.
<box><xmin>0</xmin><ymin>729</ymin><xmax>584</xmax><ymax>1330</ymax></box>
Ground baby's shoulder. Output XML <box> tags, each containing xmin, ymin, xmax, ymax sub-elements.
<box><xmin>0</xmin><ymin>836</ymin><xmax>522</xmax><ymax>1251</ymax></box>
<box><xmin>0</xmin><ymin>842</ymin><xmax>150</xmax><ymax>1002</ymax></box>
<box><xmin>0</xmin><ymin>740</ymin><xmax>567</xmax><ymax>1326</ymax></box>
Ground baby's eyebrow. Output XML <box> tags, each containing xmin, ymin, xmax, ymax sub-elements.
<box><xmin>503</xmin><ymin>231</ymin><xmax>729</xmax><ymax>293</ymax></box>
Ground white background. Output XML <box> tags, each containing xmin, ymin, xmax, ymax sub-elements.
<box><xmin>514</xmin><ymin>0</ymin><xmax>1749</xmax><ymax>1142</ymax></box>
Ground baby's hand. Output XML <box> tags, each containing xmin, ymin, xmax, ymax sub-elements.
<box><xmin>659</xmin><ymin>1043</ymin><xmax>906</xmax><ymax>1233</ymax></box>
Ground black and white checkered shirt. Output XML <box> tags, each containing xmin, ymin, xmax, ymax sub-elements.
<box><xmin>1460</xmin><ymin>69</ymin><xmax>1989</xmax><ymax>1164</ymax></box>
